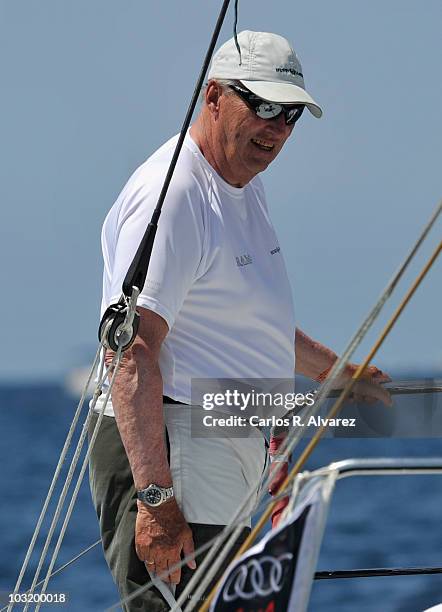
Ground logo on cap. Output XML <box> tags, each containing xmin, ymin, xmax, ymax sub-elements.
<box><xmin>275</xmin><ymin>66</ymin><xmax>303</xmax><ymax>78</ymax></box>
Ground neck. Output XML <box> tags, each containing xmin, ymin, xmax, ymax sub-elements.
<box><xmin>190</xmin><ymin>113</ymin><xmax>251</xmax><ymax>188</ymax></box>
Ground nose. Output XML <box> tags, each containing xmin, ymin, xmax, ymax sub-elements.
<box><xmin>267</xmin><ymin>112</ymin><xmax>292</xmax><ymax>136</ymax></box>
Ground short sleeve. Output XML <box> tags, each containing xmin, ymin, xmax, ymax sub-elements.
<box><xmin>107</xmin><ymin>169</ymin><xmax>205</xmax><ymax>329</ymax></box>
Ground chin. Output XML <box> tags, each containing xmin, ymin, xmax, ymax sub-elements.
<box><xmin>252</xmin><ymin>158</ymin><xmax>272</xmax><ymax>172</ymax></box>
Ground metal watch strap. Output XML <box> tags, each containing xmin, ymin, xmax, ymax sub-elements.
<box><xmin>162</xmin><ymin>486</ymin><xmax>174</xmax><ymax>501</ymax></box>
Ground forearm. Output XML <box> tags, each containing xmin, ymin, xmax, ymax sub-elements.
<box><xmin>294</xmin><ymin>327</ymin><xmax>338</xmax><ymax>380</ymax></box>
<box><xmin>108</xmin><ymin>342</ymin><xmax>171</xmax><ymax>490</ymax></box>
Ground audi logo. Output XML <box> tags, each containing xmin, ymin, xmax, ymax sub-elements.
<box><xmin>222</xmin><ymin>553</ymin><xmax>294</xmax><ymax>602</ymax></box>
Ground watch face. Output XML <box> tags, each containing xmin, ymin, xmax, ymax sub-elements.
<box><xmin>145</xmin><ymin>486</ymin><xmax>162</xmax><ymax>506</ymax></box>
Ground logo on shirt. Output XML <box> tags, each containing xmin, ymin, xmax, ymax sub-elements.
<box><xmin>270</xmin><ymin>247</ymin><xmax>281</xmax><ymax>255</ymax></box>
<box><xmin>236</xmin><ymin>254</ymin><xmax>253</xmax><ymax>267</ymax></box>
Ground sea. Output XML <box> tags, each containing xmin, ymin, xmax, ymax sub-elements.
<box><xmin>1</xmin><ymin>381</ymin><xmax>442</xmax><ymax>612</ymax></box>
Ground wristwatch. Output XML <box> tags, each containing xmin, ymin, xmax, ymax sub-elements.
<box><xmin>137</xmin><ymin>483</ymin><xmax>174</xmax><ymax>507</ymax></box>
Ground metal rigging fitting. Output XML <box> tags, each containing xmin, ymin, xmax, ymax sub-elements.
<box><xmin>99</xmin><ymin>287</ymin><xmax>140</xmax><ymax>352</ymax></box>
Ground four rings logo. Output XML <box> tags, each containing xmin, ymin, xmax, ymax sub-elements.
<box><xmin>222</xmin><ymin>553</ymin><xmax>293</xmax><ymax>602</ymax></box>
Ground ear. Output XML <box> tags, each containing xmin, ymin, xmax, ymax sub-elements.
<box><xmin>205</xmin><ymin>80</ymin><xmax>223</xmax><ymax>117</ymax></box>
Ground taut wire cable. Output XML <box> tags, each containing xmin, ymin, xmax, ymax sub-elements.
<box><xmin>10</xmin><ymin>285</ymin><xmax>139</xmax><ymax>608</ymax></box>
<box><xmin>33</xmin><ymin>347</ymin><xmax>125</xmax><ymax>611</ymax></box>
<box><xmin>233</xmin><ymin>0</ymin><xmax>242</xmax><ymax>65</ymax></box>
<box><xmin>19</xmin><ymin>348</ymin><xmax>120</xmax><ymax>612</ymax></box>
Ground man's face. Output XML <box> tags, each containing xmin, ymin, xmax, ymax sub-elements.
<box><xmin>213</xmin><ymin>83</ymin><xmax>295</xmax><ymax>183</ymax></box>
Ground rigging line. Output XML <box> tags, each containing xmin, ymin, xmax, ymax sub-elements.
<box><xmin>121</xmin><ymin>0</ymin><xmax>232</xmax><ymax>298</ymax></box>
<box><xmin>34</xmin><ymin>349</ymin><xmax>125</xmax><ymax>611</ymax></box>
<box><xmin>19</xmin><ymin>348</ymin><xmax>114</xmax><ymax>612</ymax></box>
<box><xmin>315</xmin><ymin>566</ymin><xmax>442</xmax><ymax>580</ymax></box>
<box><xmin>0</xmin><ymin>541</ymin><xmax>102</xmax><ymax>612</ymax></box>
<box><xmin>177</xmin><ymin>200</ymin><xmax>442</xmax><ymax>611</ymax></box>
<box><xmin>233</xmin><ymin>0</ymin><xmax>242</xmax><ymax>65</ymax></box>
<box><xmin>6</xmin><ymin>344</ymin><xmax>103</xmax><ymax>612</ymax></box>
<box><xmin>327</xmin><ymin>381</ymin><xmax>442</xmax><ymax>397</ymax></box>
<box><xmin>199</xmin><ymin>238</ymin><xmax>442</xmax><ymax>612</ymax></box>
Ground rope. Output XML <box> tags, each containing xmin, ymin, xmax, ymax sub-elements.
<box><xmin>199</xmin><ymin>237</ymin><xmax>441</xmax><ymax>611</ymax></box>
<box><xmin>327</xmin><ymin>380</ymin><xmax>442</xmax><ymax>397</ymax></box>
<box><xmin>19</xmin><ymin>349</ymin><xmax>119</xmax><ymax>611</ymax></box>
<box><xmin>9</xmin><ymin>287</ymin><xmax>138</xmax><ymax>608</ymax></box>
<box><xmin>315</xmin><ymin>566</ymin><xmax>442</xmax><ymax>580</ymax></box>
<box><xmin>34</xmin><ymin>348</ymin><xmax>124</xmax><ymax>611</ymax></box>
<box><xmin>233</xmin><ymin>0</ymin><xmax>242</xmax><ymax>65</ymax></box>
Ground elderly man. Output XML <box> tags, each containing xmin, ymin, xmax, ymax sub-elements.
<box><xmin>88</xmin><ymin>31</ymin><xmax>391</xmax><ymax>611</ymax></box>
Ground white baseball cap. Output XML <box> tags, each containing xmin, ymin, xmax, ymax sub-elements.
<box><xmin>208</xmin><ymin>30</ymin><xmax>322</xmax><ymax>118</ymax></box>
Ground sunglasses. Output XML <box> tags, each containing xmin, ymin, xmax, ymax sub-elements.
<box><xmin>228</xmin><ymin>84</ymin><xmax>305</xmax><ymax>125</ymax></box>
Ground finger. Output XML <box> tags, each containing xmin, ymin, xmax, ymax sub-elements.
<box><xmin>365</xmin><ymin>365</ymin><xmax>392</xmax><ymax>383</ymax></box>
<box><xmin>373</xmin><ymin>372</ymin><xmax>392</xmax><ymax>383</ymax></box>
<box><xmin>354</xmin><ymin>381</ymin><xmax>393</xmax><ymax>407</ymax></box>
<box><xmin>353</xmin><ymin>393</ymin><xmax>377</xmax><ymax>405</ymax></box>
<box><xmin>167</xmin><ymin>559</ymin><xmax>182</xmax><ymax>585</ymax></box>
<box><xmin>378</xmin><ymin>387</ymin><xmax>393</xmax><ymax>407</ymax></box>
<box><xmin>271</xmin><ymin>497</ymin><xmax>289</xmax><ymax>529</ymax></box>
<box><xmin>144</xmin><ymin>560</ymin><xmax>156</xmax><ymax>574</ymax></box>
<box><xmin>135</xmin><ymin>542</ymin><xmax>149</xmax><ymax>563</ymax></box>
<box><xmin>268</xmin><ymin>462</ymin><xmax>288</xmax><ymax>495</ymax></box>
<box><xmin>367</xmin><ymin>385</ymin><xmax>392</xmax><ymax>407</ymax></box>
<box><xmin>352</xmin><ymin>393</ymin><xmax>365</xmax><ymax>403</ymax></box>
<box><xmin>182</xmin><ymin>533</ymin><xmax>197</xmax><ymax>570</ymax></box>
<box><xmin>155</xmin><ymin>559</ymin><xmax>170</xmax><ymax>583</ymax></box>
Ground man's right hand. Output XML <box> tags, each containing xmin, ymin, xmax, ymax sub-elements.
<box><xmin>135</xmin><ymin>499</ymin><xmax>196</xmax><ymax>584</ymax></box>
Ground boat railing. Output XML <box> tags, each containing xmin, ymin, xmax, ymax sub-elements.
<box><xmin>283</xmin><ymin>457</ymin><xmax>442</xmax><ymax>611</ymax></box>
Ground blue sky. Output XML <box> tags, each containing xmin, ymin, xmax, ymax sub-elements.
<box><xmin>0</xmin><ymin>0</ymin><xmax>440</xmax><ymax>382</ymax></box>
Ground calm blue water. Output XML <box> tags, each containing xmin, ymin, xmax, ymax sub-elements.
<box><xmin>1</xmin><ymin>384</ymin><xmax>442</xmax><ymax>611</ymax></box>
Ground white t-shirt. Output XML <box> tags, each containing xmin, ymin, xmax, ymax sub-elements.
<box><xmin>99</xmin><ymin>132</ymin><xmax>295</xmax><ymax>414</ymax></box>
